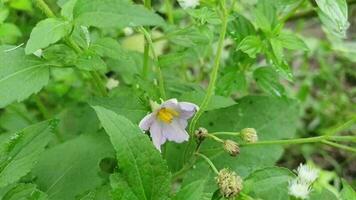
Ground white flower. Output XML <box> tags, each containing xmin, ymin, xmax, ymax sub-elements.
<box><xmin>33</xmin><ymin>49</ymin><xmax>43</xmax><ymax>58</ymax></box>
<box><xmin>106</xmin><ymin>78</ymin><xmax>119</xmax><ymax>90</ymax></box>
<box><xmin>178</xmin><ymin>0</ymin><xmax>200</xmax><ymax>9</ymax></box>
<box><xmin>297</xmin><ymin>164</ymin><xmax>319</xmax><ymax>184</ymax></box>
<box><xmin>139</xmin><ymin>99</ymin><xmax>198</xmax><ymax>152</ymax></box>
<box><xmin>123</xmin><ymin>27</ymin><xmax>134</xmax><ymax>36</ymax></box>
<box><xmin>289</xmin><ymin>180</ymin><xmax>311</xmax><ymax>199</ymax></box>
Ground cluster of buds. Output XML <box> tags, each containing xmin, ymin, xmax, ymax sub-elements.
<box><xmin>240</xmin><ymin>128</ymin><xmax>258</xmax><ymax>143</ymax></box>
<box><xmin>216</xmin><ymin>168</ymin><xmax>243</xmax><ymax>199</ymax></box>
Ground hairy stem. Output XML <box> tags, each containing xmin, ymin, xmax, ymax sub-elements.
<box><xmin>188</xmin><ymin>0</ymin><xmax>228</xmax><ymax>134</ymax></box>
<box><xmin>195</xmin><ymin>152</ymin><xmax>219</xmax><ymax>174</ymax></box>
<box><xmin>142</xmin><ymin>0</ymin><xmax>151</xmax><ymax>79</ymax></box>
<box><xmin>321</xmin><ymin>140</ymin><xmax>356</xmax><ymax>153</ymax></box>
<box><xmin>165</xmin><ymin>0</ymin><xmax>174</xmax><ymax>24</ymax></box>
<box><xmin>139</xmin><ymin>27</ymin><xmax>167</xmax><ymax>99</ymax></box>
<box><xmin>33</xmin><ymin>0</ymin><xmax>55</xmax><ymax>17</ymax></box>
<box><xmin>241</xmin><ymin>136</ymin><xmax>356</xmax><ymax>153</ymax></box>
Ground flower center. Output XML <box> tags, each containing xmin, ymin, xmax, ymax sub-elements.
<box><xmin>157</xmin><ymin>108</ymin><xmax>179</xmax><ymax>123</ymax></box>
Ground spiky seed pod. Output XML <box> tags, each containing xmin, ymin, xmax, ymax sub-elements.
<box><xmin>216</xmin><ymin>169</ymin><xmax>243</xmax><ymax>198</ymax></box>
<box><xmin>223</xmin><ymin>140</ymin><xmax>240</xmax><ymax>157</ymax></box>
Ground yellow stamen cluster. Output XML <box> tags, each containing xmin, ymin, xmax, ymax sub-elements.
<box><xmin>157</xmin><ymin>108</ymin><xmax>179</xmax><ymax>123</ymax></box>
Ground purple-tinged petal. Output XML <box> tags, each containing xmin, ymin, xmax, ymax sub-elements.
<box><xmin>178</xmin><ymin>102</ymin><xmax>199</xmax><ymax>119</ymax></box>
<box><xmin>149</xmin><ymin>121</ymin><xmax>166</xmax><ymax>152</ymax></box>
<box><xmin>161</xmin><ymin>98</ymin><xmax>178</xmax><ymax>109</ymax></box>
<box><xmin>177</xmin><ymin>118</ymin><xmax>188</xmax><ymax>129</ymax></box>
<box><xmin>139</xmin><ymin>113</ymin><xmax>155</xmax><ymax>131</ymax></box>
<box><xmin>162</xmin><ymin>120</ymin><xmax>189</xmax><ymax>143</ymax></box>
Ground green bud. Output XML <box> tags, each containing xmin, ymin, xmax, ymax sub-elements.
<box><xmin>195</xmin><ymin>127</ymin><xmax>208</xmax><ymax>141</ymax></box>
<box><xmin>241</xmin><ymin>128</ymin><xmax>258</xmax><ymax>143</ymax></box>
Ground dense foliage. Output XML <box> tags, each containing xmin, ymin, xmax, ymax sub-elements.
<box><xmin>0</xmin><ymin>0</ymin><xmax>355</xmax><ymax>199</ymax></box>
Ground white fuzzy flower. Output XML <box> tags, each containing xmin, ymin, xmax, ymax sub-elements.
<box><xmin>289</xmin><ymin>180</ymin><xmax>311</xmax><ymax>200</ymax></box>
<box><xmin>139</xmin><ymin>99</ymin><xmax>198</xmax><ymax>152</ymax></box>
<box><xmin>178</xmin><ymin>0</ymin><xmax>200</xmax><ymax>9</ymax></box>
<box><xmin>106</xmin><ymin>78</ymin><xmax>119</xmax><ymax>90</ymax></box>
<box><xmin>297</xmin><ymin>164</ymin><xmax>319</xmax><ymax>184</ymax></box>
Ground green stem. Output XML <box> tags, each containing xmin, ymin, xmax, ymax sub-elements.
<box><xmin>188</xmin><ymin>0</ymin><xmax>228</xmax><ymax>134</ymax></box>
<box><xmin>139</xmin><ymin>27</ymin><xmax>166</xmax><ymax>99</ymax></box>
<box><xmin>328</xmin><ymin>135</ymin><xmax>356</xmax><ymax>142</ymax></box>
<box><xmin>241</xmin><ymin>136</ymin><xmax>326</xmax><ymax>146</ymax></box>
<box><xmin>195</xmin><ymin>152</ymin><xmax>219</xmax><ymax>174</ymax></box>
<box><xmin>33</xmin><ymin>0</ymin><xmax>55</xmax><ymax>17</ymax></box>
<box><xmin>165</xmin><ymin>0</ymin><xmax>174</xmax><ymax>24</ymax></box>
<box><xmin>211</xmin><ymin>132</ymin><xmax>241</xmax><ymax>137</ymax></box>
<box><xmin>207</xmin><ymin>134</ymin><xmax>224</xmax><ymax>143</ymax></box>
<box><xmin>143</xmin><ymin>44</ymin><xmax>149</xmax><ymax>79</ymax></box>
<box><xmin>241</xmin><ymin>136</ymin><xmax>356</xmax><ymax>153</ymax></box>
<box><xmin>34</xmin><ymin>95</ymin><xmax>50</xmax><ymax>119</ymax></box>
<box><xmin>90</xmin><ymin>71</ymin><xmax>107</xmax><ymax>97</ymax></box>
<box><xmin>144</xmin><ymin>0</ymin><xmax>151</xmax><ymax>9</ymax></box>
<box><xmin>322</xmin><ymin>140</ymin><xmax>356</xmax><ymax>153</ymax></box>
<box><xmin>142</xmin><ymin>0</ymin><xmax>151</xmax><ymax>79</ymax></box>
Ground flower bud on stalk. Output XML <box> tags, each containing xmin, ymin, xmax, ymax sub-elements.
<box><xmin>216</xmin><ymin>169</ymin><xmax>243</xmax><ymax>199</ymax></box>
<box><xmin>223</xmin><ymin>140</ymin><xmax>240</xmax><ymax>157</ymax></box>
<box><xmin>195</xmin><ymin>127</ymin><xmax>208</xmax><ymax>142</ymax></box>
<box><xmin>241</xmin><ymin>128</ymin><xmax>258</xmax><ymax>143</ymax></box>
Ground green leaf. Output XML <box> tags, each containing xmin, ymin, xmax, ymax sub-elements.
<box><xmin>60</xmin><ymin>0</ymin><xmax>78</xmax><ymax>20</ymax></box>
<box><xmin>315</xmin><ymin>0</ymin><xmax>349</xmax><ymax>38</ymax></box>
<box><xmin>75</xmin><ymin>51</ymin><xmax>107</xmax><ymax>71</ymax></box>
<box><xmin>340</xmin><ymin>179</ymin><xmax>356</xmax><ymax>200</ymax></box>
<box><xmin>179</xmin><ymin>91</ymin><xmax>236</xmax><ymax>111</ymax></box>
<box><xmin>228</xmin><ymin>14</ymin><xmax>256</xmax><ymax>43</ymax></box>
<box><xmin>32</xmin><ymin>132</ymin><xmax>115</xmax><ymax>200</ymax></box>
<box><xmin>73</xmin><ymin>0</ymin><xmax>165</xmax><ymax>28</ymax></box>
<box><xmin>0</xmin><ymin>103</ymin><xmax>35</xmax><ymax>132</ymax></box>
<box><xmin>57</xmin><ymin>103</ymin><xmax>100</xmax><ymax>140</ymax></box>
<box><xmin>25</xmin><ymin>18</ymin><xmax>72</xmax><ymax>54</ymax></box>
<box><xmin>217</xmin><ymin>71</ymin><xmax>247</xmax><ymax>96</ymax></box>
<box><xmin>89</xmin><ymin>94</ymin><xmax>148</xmax><ymax>124</ymax></box>
<box><xmin>0</xmin><ymin>120</ymin><xmax>54</xmax><ymax>188</ymax></box>
<box><xmin>243</xmin><ymin>167</ymin><xmax>295</xmax><ymax>200</ymax></box>
<box><xmin>268</xmin><ymin>39</ymin><xmax>294</xmax><ymax>81</ymax></box>
<box><xmin>76</xmin><ymin>184</ymin><xmax>111</xmax><ymax>200</ymax></box>
<box><xmin>187</xmin><ymin>7</ymin><xmax>220</xmax><ymax>25</ymax></box>
<box><xmin>237</xmin><ymin>36</ymin><xmax>262</xmax><ymax>58</ymax></box>
<box><xmin>255</xmin><ymin>0</ymin><xmax>278</xmax><ymax>32</ymax></box>
<box><xmin>92</xmin><ymin>106</ymin><xmax>171</xmax><ymax>200</ymax></box>
<box><xmin>0</xmin><ymin>23</ymin><xmax>22</xmax><ymax>44</ymax></box>
<box><xmin>173</xmin><ymin>180</ymin><xmax>208</xmax><ymax>200</ymax></box>
<box><xmin>90</xmin><ymin>37</ymin><xmax>127</xmax><ymax>59</ymax></box>
<box><xmin>2</xmin><ymin>183</ymin><xmax>48</xmax><ymax>200</ymax></box>
<box><xmin>254</xmin><ymin>67</ymin><xmax>285</xmax><ymax>97</ymax></box>
<box><xmin>309</xmin><ymin>186</ymin><xmax>339</xmax><ymax>200</ymax></box>
<box><xmin>168</xmin><ymin>26</ymin><xmax>212</xmax><ymax>48</ymax></box>
<box><xmin>276</xmin><ymin>32</ymin><xmax>309</xmax><ymax>51</ymax></box>
<box><xmin>0</xmin><ymin>8</ymin><xmax>9</xmax><ymax>23</ymax></box>
<box><xmin>0</xmin><ymin>45</ymin><xmax>50</xmax><ymax>108</ymax></box>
